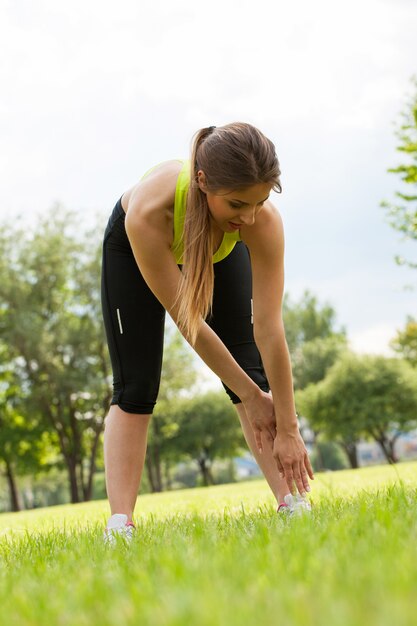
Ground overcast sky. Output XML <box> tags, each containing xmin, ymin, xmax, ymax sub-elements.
<box><xmin>1</xmin><ymin>0</ymin><xmax>416</xmax><ymax>390</ymax></box>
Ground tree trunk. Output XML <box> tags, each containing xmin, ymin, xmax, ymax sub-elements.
<box><xmin>5</xmin><ymin>459</ymin><xmax>22</xmax><ymax>512</ymax></box>
<box><xmin>78</xmin><ymin>457</ymin><xmax>85</xmax><ymax>498</ymax></box>
<box><xmin>149</xmin><ymin>418</ymin><xmax>163</xmax><ymax>492</ymax></box>
<box><xmin>197</xmin><ymin>450</ymin><xmax>214</xmax><ymax>486</ymax></box>
<box><xmin>154</xmin><ymin>444</ymin><xmax>163</xmax><ymax>492</ymax></box>
<box><xmin>388</xmin><ymin>437</ymin><xmax>399</xmax><ymax>464</ymax></box>
<box><xmin>145</xmin><ymin>452</ymin><xmax>158</xmax><ymax>492</ymax></box>
<box><xmin>198</xmin><ymin>458</ymin><xmax>211</xmax><ymax>486</ymax></box>
<box><xmin>67</xmin><ymin>401</ymin><xmax>86</xmax><ymax>500</ymax></box>
<box><xmin>375</xmin><ymin>437</ymin><xmax>397</xmax><ymax>465</ymax></box>
<box><xmin>340</xmin><ymin>441</ymin><xmax>358</xmax><ymax>468</ymax></box>
<box><xmin>83</xmin><ymin>426</ymin><xmax>103</xmax><ymax>501</ymax></box>
<box><xmin>164</xmin><ymin>459</ymin><xmax>173</xmax><ymax>490</ymax></box>
<box><xmin>67</xmin><ymin>456</ymin><xmax>80</xmax><ymax>503</ymax></box>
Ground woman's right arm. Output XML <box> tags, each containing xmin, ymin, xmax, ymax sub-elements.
<box><xmin>124</xmin><ymin>169</ymin><xmax>277</xmax><ymax>451</ymax></box>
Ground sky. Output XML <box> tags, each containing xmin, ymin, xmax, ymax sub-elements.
<box><xmin>1</xmin><ymin>0</ymin><xmax>416</xmax><ymax>391</ymax></box>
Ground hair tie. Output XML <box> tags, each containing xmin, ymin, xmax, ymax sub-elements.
<box><xmin>207</xmin><ymin>125</ymin><xmax>216</xmax><ymax>133</ymax></box>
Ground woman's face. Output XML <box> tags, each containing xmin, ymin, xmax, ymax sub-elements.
<box><xmin>197</xmin><ymin>170</ymin><xmax>273</xmax><ymax>233</ymax></box>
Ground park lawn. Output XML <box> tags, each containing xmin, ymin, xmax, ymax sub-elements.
<box><xmin>0</xmin><ymin>460</ymin><xmax>416</xmax><ymax>626</ymax></box>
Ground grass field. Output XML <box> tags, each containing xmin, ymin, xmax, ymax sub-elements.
<box><xmin>0</xmin><ymin>461</ymin><xmax>416</xmax><ymax>626</ymax></box>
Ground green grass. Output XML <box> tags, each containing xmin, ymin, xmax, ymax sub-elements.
<box><xmin>0</xmin><ymin>461</ymin><xmax>416</xmax><ymax>626</ymax></box>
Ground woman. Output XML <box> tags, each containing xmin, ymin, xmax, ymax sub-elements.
<box><xmin>101</xmin><ymin>122</ymin><xmax>314</xmax><ymax>544</ymax></box>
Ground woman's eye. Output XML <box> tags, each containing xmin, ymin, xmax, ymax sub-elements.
<box><xmin>229</xmin><ymin>201</ymin><xmax>265</xmax><ymax>208</ymax></box>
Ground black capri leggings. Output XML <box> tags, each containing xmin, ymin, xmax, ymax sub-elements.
<box><xmin>100</xmin><ymin>196</ymin><xmax>270</xmax><ymax>414</ymax></box>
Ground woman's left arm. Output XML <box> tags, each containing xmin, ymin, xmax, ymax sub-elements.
<box><xmin>242</xmin><ymin>200</ymin><xmax>298</xmax><ymax>433</ymax></box>
<box><xmin>242</xmin><ymin>201</ymin><xmax>315</xmax><ymax>492</ymax></box>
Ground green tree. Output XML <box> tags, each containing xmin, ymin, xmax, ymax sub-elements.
<box><xmin>145</xmin><ymin>323</ymin><xmax>198</xmax><ymax>492</ymax></box>
<box><xmin>381</xmin><ymin>74</ymin><xmax>417</xmax><ymax>273</ymax></box>
<box><xmin>296</xmin><ymin>352</ymin><xmax>417</xmax><ymax>467</ymax></box>
<box><xmin>296</xmin><ymin>378</ymin><xmax>363</xmax><ymax>468</ymax></box>
<box><xmin>173</xmin><ymin>391</ymin><xmax>245</xmax><ymax>486</ymax></box>
<box><xmin>0</xmin><ymin>342</ymin><xmax>55</xmax><ymax>511</ymax></box>
<box><xmin>283</xmin><ymin>289</ymin><xmax>346</xmax><ymax>349</ymax></box>
<box><xmin>358</xmin><ymin>355</ymin><xmax>417</xmax><ymax>463</ymax></box>
<box><xmin>0</xmin><ymin>208</ymin><xmax>110</xmax><ymax>503</ymax></box>
<box><xmin>282</xmin><ymin>289</ymin><xmax>348</xmax><ymax>460</ymax></box>
<box><xmin>292</xmin><ymin>335</ymin><xmax>349</xmax><ymax>390</ymax></box>
<box><xmin>282</xmin><ymin>289</ymin><xmax>348</xmax><ymax>391</ymax></box>
<box><xmin>310</xmin><ymin>440</ymin><xmax>349</xmax><ymax>472</ymax></box>
<box><xmin>389</xmin><ymin>315</ymin><xmax>417</xmax><ymax>368</ymax></box>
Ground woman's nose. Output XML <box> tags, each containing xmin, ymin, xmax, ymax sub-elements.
<box><xmin>239</xmin><ymin>210</ymin><xmax>256</xmax><ymax>225</ymax></box>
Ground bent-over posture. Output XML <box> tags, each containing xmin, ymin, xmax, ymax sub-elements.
<box><xmin>101</xmin><ymin>122</ymin><xmax>314</xmax><ymax>543</ymax></box>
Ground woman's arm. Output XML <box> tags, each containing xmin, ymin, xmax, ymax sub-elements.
<box><xmin>242</xmin><ymin>200</ymin><xmax>314</xmax><ymax>491</ymax></box>
<box><xmin>242</xmin><ymin>200</ymin><xmax>298</xmax><ymax>429</ymax></box>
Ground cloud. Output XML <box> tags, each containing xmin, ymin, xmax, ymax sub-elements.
<box><xmin>348</xmin><ymin>322</ymin><xmax>399</xmax><ymax>356</ymax></box>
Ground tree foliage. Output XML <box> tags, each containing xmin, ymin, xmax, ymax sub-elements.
<box><xmin>282</xmin><ymin>289</ymin><xmax>348</xmax><ymax>390</ymax></box>
<box><xmin>296</xmin><ymin>352</ymin><xmax>417</xmax><ymax>467</ymax></box>
<box><xmin>171</xmin><ymin>391</ymin><xmax>245</xmax><ymax>486</ymax></box>
<box><xmin>0</xmin><ymin>207</ymin><xmax>111</xmax><ymax>504</ymax></box>
<box><xmin>145</xmin><ymin>323</ymin><xmax>198</xmax><ymax>493</ymax></box>
<box><xmin>389</xmin><ymin>315</ymin><xmax>417</xmax><ymax>368</ymax></box>
<box><xmin>381</xmin><ymin>74</ymin><xmax>417</xmax><ymax>272</ymax></box>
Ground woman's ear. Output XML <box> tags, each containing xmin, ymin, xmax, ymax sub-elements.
<box><xmin>197</xmin><ymin>170</ymin><xmax>208</xmax><ymax>194</ymax></box>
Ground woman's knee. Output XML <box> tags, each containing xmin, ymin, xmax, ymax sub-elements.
<box><xmin>105</xmin><ymin>404</ymin><xmax>153</xmax><ymax>425</ymax></box>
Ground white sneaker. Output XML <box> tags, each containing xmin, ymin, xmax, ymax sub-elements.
<box><xmin>277</xmin><ymin>493</ymin><xmax>312</xmax><ymax>517</ymax></box>
<box><xmin>103</xmin><ymin>513</ymin><xmax>136</xmax><ymax>546</ymax></box>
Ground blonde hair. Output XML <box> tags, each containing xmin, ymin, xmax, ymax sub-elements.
<box><xmin>173</xmin><ymin>122</ymin><xmax>282</xmax><ymax>347</ymax></box>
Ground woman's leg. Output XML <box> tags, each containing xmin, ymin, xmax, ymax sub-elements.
<box><xmin>233</xmin><ymin>402</ymin><xmax>289</xmax><ymax>504</ymax></box>
<box><xmin>103</xmin><ymin>406</ymin><xmax>151</xmax><ymax>524</ymax></box>
<box><xmin>209</xmin><ymin>242</ymin><xmax>292</xmax><ymax>505</ymax></box>
<box><xmin>101</xmin><ymin>199</ymin><xmax>166</xmax><ymax>522</ymax></box>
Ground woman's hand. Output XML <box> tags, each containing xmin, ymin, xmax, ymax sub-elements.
<box><xmin>273</xmin><ymin>429</ymin><xmax>314</xmax><ymax>496</ymax></box>
<box><xmin>242</xmin><ymin>389</ymin><xmax>277</xmax><ymax>453</ymax></box>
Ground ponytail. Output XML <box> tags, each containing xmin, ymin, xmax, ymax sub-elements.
<box><xmin>172</xmin><ymin>122</ymin><xmax>282</xmax><ymax>348</ymax></box>
<box><xmin>173</xmin><ymin>126</ymin><xmax>216</xmax><ymax>346</ymax></box>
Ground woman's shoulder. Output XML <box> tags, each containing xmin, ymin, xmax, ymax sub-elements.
<box><xmin>121</xmin><ymin>159</ymin><xmax>186</xmax><ymax>215</ymax></box>
<box><xmin>239</xmin><ymin>199</ymin><xmax>284</xmax><ymax>252</ymax></box>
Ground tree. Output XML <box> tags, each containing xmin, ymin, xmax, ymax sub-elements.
<box><xmin>0</xmin><ymin>342</ymin><xmax>57</xmax><ymax>511</ymax></box>
<box><xmin>282</xmin><ymin>289</ymin><xmax>348</xmax><ymax>459</ymax></box>
<box><xmin>358</xmin><ymin>355</ymin><xmax>417</xmax><ymax>463</ymax></box>
<box><xmin>292</xmin><ymin>335</ymin><xmax>349</xmax><ymax>391</ymax></box>
<box><xmin>0</xmin><ymin>207</ymin><xmax>110</xmax><ymax>503</ymax></box>
<box><xmin>296</xmin><ymin>377</ymin><xmax>363</xmax><ymax>469</ymax></box>
<box><xmin>145</xmin><ymin>322</ymin><xmax>198</xmax><ymax>493</ymax></box>
<box><xmin>389</xmin><ymin>315</ymin><xmax>417</xmax><ymax>368</ymax></box>
<box><xmin>0</xmin><ymin>344</ymin><xmax>31</xmax><ymax>511</ymax></box>
<box><xmin>282</xmin><ymin>289</ymin><xmax>348</xmax><ymax>390</ymax></box>
<box><xmin>172</xmin><ymin>391</ymin><xmax>246</xmax><ymax>486</ymax></box>
<box><xmin>309</xmin><ymin>440</ymin><xmax>349</xmax><ymax>472</ymax></box>
<box><xmin>380</xmin><ymin>74</ymin><xmax>417</xmax><ymax>274</ymax></box>
<box><xmin>283</xmin><ymin>289</ymin><xmax>346</xmax><ymax>349</ymax></box>
<box><xmin>296</xmin><ymin>352</ymin><xmax>417</xmax><ymax>467</ymax></box>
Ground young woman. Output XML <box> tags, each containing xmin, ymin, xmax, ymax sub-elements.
<box><xmin>101</xmin><ymin>122</ymin><xmax>314</xmax><ymax>543</ymax></box>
